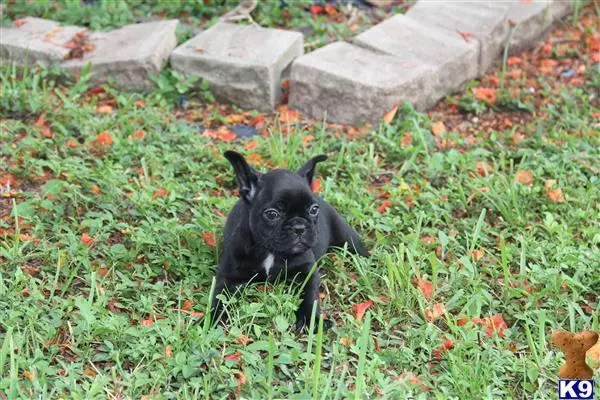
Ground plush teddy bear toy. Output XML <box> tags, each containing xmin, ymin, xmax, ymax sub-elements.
<box><xmin>551</xmin><ymin>330</ymin><xmax>599</xmax><ymax>379</ymax></box>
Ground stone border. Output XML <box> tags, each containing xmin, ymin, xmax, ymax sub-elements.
<box><xmin>0</xmin><ymin>1</ymin><xmax>577</xmax><ymax>123</ymax></box>
<box><xmin>0</xmin><ymin>17</ymin><xmax>179</xmax><ymax>90</ymax></box>
<box><xmin>289</xmin><ymin>0</ymin><xmax>575</xmax><ymax>125</ymax></box>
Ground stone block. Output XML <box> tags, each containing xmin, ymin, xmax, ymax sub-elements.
<box><xmin>550</xmin><ymin>0</ymin><xmax>574</xmax><ymax>22</ymax></box>
<box><xmin>170</xmin><ymin>22</ymin><xmax>303</xmax><ymax>112</ymax></box>
<box><xmin>62</xmin><ymin>20</ymin><xmax>178</xmax><ymax>90</ymax></box>
<box><xmin>0</xmin><ymin>17</ymin><xmax>85</xmax><ymax>65</ymax></box>
<box><xmin>507</xmin><ymin>0</ymin><xmax>553</xmax><ymax>53</ymax></box>
<box><xmin>289</xmin><ymin>41</ymin><xmax>434</xmax><ymax>125</ymax></box>
<box><xmin>406</xmin><ymin>1</ymin><xmax>509</xmax><ymax>74</ymax></box>
<box><xmin>353</xmin><ymin>13</ymin><xmax>479</xmax><ymax>107</ymax></box>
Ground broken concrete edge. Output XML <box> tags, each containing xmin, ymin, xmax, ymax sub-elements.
<box><xmin>289</xmin><ymin>0</ymin><xmax>582</xmax><ymax>125</ymax></box>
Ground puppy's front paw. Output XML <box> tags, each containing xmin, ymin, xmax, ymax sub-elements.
<box><xmin>293</xmin><ymin>315</ymin><xmax>333</xmax><ymax>333</ymax></box>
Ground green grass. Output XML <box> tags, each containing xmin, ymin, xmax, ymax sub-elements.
<box><xmin>0</xmin><ymin>59</ymin><xmax>598</xmax><ymax>399</ymax></box>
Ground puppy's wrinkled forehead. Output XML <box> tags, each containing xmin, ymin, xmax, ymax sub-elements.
<box><xmin>259</xmin><ymin>170</ymin><xmax>314</xmax><ymax>208</ymax></box>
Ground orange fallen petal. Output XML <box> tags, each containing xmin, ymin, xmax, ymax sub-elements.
<box><xmin>202</xmin><ymin>232</ymin><xmax>217</xmax><ymax>248</ymax></box>
<box><xmin>96</xmin><ymin>105</ymin><xmax>113</xmax><ymax>114</ymax></box>
<box><xmin>95</xmin><ymin>131</ymin><xmax>113</xmax><ymax>145</ymax></box>
<box><xmin>515</xmin><ymin>170</ymin><xmax>534</xmax><ymax>186</ymax></box>
<box><xmin>352</xmin><ymin>299</ymin><xmax>373</xmax><ymax>322</ymax></box>
<box><xmin>152</xmin><ymin>188</ymin><xmax>169</xmax><ymax>199</ymax></box>
<box><xmin>81</xmin><ymin>233</ymin><xmax>93</xmax><ymax>247</ymax></box>
<box><xmin>311</xmin><ymin>178</ymin><xmax>321</xmax><ymax>193</ymax></box>
<box><xmin>425</xmin><ymin>303</ymin><xmax>445</xmax><ymax>322</ymax></box>
<box><xmin>431</xmin><ymin>121</ymin><xmax>446</xmax><ymax>136</ymax></box>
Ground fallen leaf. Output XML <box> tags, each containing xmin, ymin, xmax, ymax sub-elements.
<box><xmin>383</xmin><ymin>104</ymin><xmax>399</xmax><ymax>124</ymax></box>
<box><xmin>472</xmin><ymin>87</ymin><xmax>497</xmax><ymax>104</ymax></box>
<box><xmin>236</xmin><ymin>334</ymin><xmax>253</xmax><ymax>345</ymax></box>
<box><xmin>88</xmin><ymin>86</ymin><xmax>105</xmax><ymax>95</ymax></box>
<box><xmin>507</xmin><ymin>56</ymin><xmax>522</xmax><ymax>66</ymax></box>
<box><xmin>431</xmin><ymin>121</ymin><xmax>446</xmax><ymax>136</ymax></box>
<box><xmin>188</xmin><ymin>311</ymin><xmax>205</xmax><ymax>318</ymax></box>
<box><xmin>544</xmin><ymin>180</ymin><xmax>565</xmax><ymax>203</ymax></box>
<box><xmin>90</xmin><ymin>184</ymin><xmax>101</xmax><ymax>195</ymax></box>
<box><xmin>372</xmin><ymin>336</ymin><xmax>381</xmax><ymax>352</ymax></box>
<box><xmin>352</xmin><ymin>299</ymin><xmax>373</xmax><ymax>322</ymax></box>
<box><xmin>247</xmin><ymin>153</ymin><xmax>263</xmax><ymax>166</ymax></box>
<box><xmin>309</xmin><ymin>4</ymin><xmax>325</xmax><ymax>15</ymax></box>
<box><xmin>433</xmin><ymin>339</ymin><xmax>454</xmax><ymax>359</ymax></box>
<box><xmin>202</xmin><ymin>232</ymin><xmax>217</xmax><ymax>248</ymax></box>
<box><xmin>235</xmin><ymin>371</ymin><xmax>246</xmax><ymax>396</ymax></box>
<box><xmin>22</xmin><ymin>266</ymin><xmax>40</xmax><ymax>276</ymax></box>
<box><xmin>224</xmin><ymin>352</ymin><xmax>241</xmax><ymax>362</ymax></box>
<box><xmin>152</xmin><ymin>188</ymin><xmax>169</xmax><ymax>199</ymax></box>
<box><xmin>475</xmin><ymin>161</ymin><xmax>493</xmax><ymax>176</ymax></box>
<box><xmin>0</xmin><ymin>173</ymin><xmax>16</xmax><ymax>187</ymax></box>
<box><xmin>96</xmin><ymin>105</ymin><xmax>113</xmax><ymax>114</ymax></box>
<box><xmin>278</xmin><ymin>105</ymin><xmax>299</xmax><ymax>124</ymax></box>
<box><xmin>202</xmin><ymin>128</ymin><xmax>235</xmax><ymax>142</ymax></box>
<box><xmin>81</xmin><ymin>233</ymin><xmax>93</xmax><ymax>247</ymax></box>
<box><xmin>95</xmin><ymin>131</ymin><xmax>113</xmax><ymax>145</ymax></box>
<box><xmin>40</xmin><ymin>126</ymin><xmax>54</xmax><ymax>139</ymax></box>
<box><xmin>483</xmin><ymin>314</ymin><xmax>508</xmax><ymax>337</ymax></box>
<box><xmin>181</xmin><ymin>299</ymin><xmax>193</xmax><ymax>311</ymax></box>
<box><xmin>339</xmin><ymin>337</ymin><xmax>354</xmax><ymax>346</ymax></box>
<box><xmin>425</xmin><ymin>303</ymin><xmax>445</xmax><ymax>322</ymax></box>
<box><xmin>515</xmin><ymin>170</ymin><xmax>534</xmax><ymax>186</ymax></box>
<box><xmin>244</xmin><ymin>140</ymin><xmax>258</xmax><ymax>150</ymax></box>
<box><xmin>415</xmin><ymin>280</ymin><xmax>433</xmax><ymax>301</ymax></box>
<box><xmin>377</xmin><ymin>200</ymin><xmax>392</xmax><ymax>213</ymax></box>
<box><xmin>400</xmin><ymin>132</ymin><xmax>412</xmax><ymax>148</ymax></box>
<box><xmin>399</xmin><ymin>371</ymin><xmax>421</xmax><ymax>385</ymax></box>
<box><xmin>311</xmin><ymin>178</ymin><xmax>321</xmax><ymax>193</ymax></box>
<box><xmin>165</xmin><ymin>345</ymin><xmax>173</xmax><ymax>358</ymax></box>
<box><xmin>84</xmin><ymin>367</ymin><xmax>97</xmax><ymax>378</ymax></box>
<box><xmin>471</xmin><ymin>248</ymin><xmax>484</xmax><ymax>262</ymax></box>
<box><xmin>420</xmin><ymin>236</ymin><xmax>435</xmax><ymax>244</ymax></box>
<box><xmin>133</xmin><ymin>130</ymin><xmax>145</xmax><ymax>140</ymax></box>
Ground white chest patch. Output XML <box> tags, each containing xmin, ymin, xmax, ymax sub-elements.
<box><xmin>263</xmin><ymin>253</ymin><xmax>275</xmax><ymax>276</ymax></box>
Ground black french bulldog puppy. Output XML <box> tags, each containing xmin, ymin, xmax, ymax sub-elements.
<box><xmin>210</xmin><ymin>151</ymin><xmax>369</xmax><ymax>331</ymax></box>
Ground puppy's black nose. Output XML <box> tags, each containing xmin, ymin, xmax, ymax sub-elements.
<box><xmin>293</xmin><ymin>224</ymin><xmax>306</xmax><ymax>236</ymax></box>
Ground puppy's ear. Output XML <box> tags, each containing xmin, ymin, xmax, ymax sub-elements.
<box><xmin>224</xmin><ymin>151</ymin><xmax>262</xmax><ymax>203</ymax></box>
<box><xmin>297</xmin><ymin>154</ymin><xmax>327</xmax><ymax>186</ymax></box>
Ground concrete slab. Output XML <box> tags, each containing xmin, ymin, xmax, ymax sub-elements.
<box><xmin>406</xmin><ymin>1</ymin><xmax>509</xmax><ymax>74</ymax></box>
<box><xmin>62</xmin><ymin>20</ymin><xmax>178</xmax><ymax>90</ymax></box>
<box><xmin>507</xmin><ymin>0</ymin><xmax>553</xmax><ymax>53</ymax></box>
<box><xmin>289</xmin><ymin>41</ymin><xmax>434</xmax><ymax>125</ymax></box>
<box><xmin>353</xmin><ymin>13</ymin><xmax>480</xmax><ymax>106</ymax></box>
<box><xmin>170</xmin><ymin>22</ymin><xmax>303</xmax><ymax>111</ymax></box>
<box><xmin>0</xmin><ymin>17</ymin><xmax>86</xmax><ymax>65</ymax></box>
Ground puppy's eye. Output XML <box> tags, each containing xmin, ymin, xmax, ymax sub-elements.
<box><xmin>308</xmin><ymin>204</ymin><xmax>319</xmax><ymax>216</ymax></box>
<box><xmin>264</xmin><ymin>208</ymin><xmax>280</xmax><ymax>221</ymax></box>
